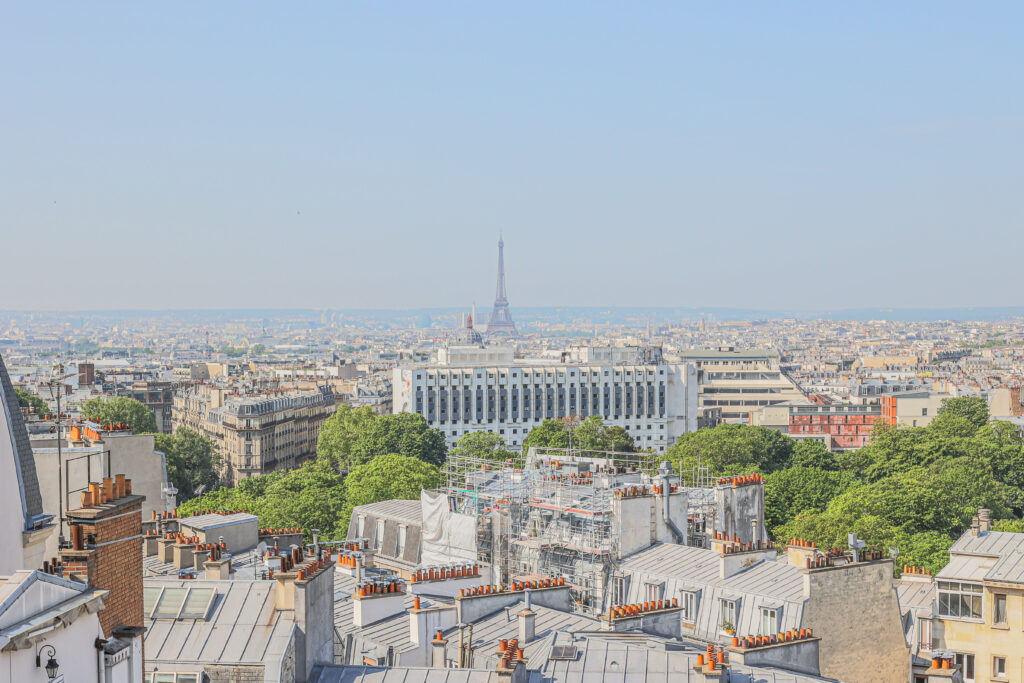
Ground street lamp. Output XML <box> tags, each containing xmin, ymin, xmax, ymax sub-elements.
<box><xmin>35</xmin><ymin>643</ymin><xmax>59</xmax><ymax>680</ymax></box>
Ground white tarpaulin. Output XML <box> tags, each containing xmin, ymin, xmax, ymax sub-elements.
<box><xmin>420</xmin><ymin>490</ymin><xmax>477</xmax><ymax>565</ymax></box>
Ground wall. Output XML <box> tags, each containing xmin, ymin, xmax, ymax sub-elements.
<box><xmin>802</xmin><ymin>560</ymin><xmax>909</xmax><ymax>683</ymax></box>
<box><xmin>203</xmin><ymin>664</ymin><xmax>266</xmax><ymax>683</ymax></box>
<box><xmin>0</xmin><ymin>609</ymin><xmax>105</xmax><ymax>683</ymax></box>
<box><xmin>937</xmin><ymin>583</ymin><xmax>1024</xmax><ymax>683</ymax></box>
<box><xmin>714</xmin><ymin>484</ymin><xmax>766</xmax><ymax>545</ymax></box>
<box><xmin>294</xmin><ymin>565</ymin><xmax>336</xmax><ymax>682</ymax></box>
<box><xmin>33</xmin><ymin>433</ymin><xmax>168</xmax><ymax>560</ymax></box>
<box><xmin>614</xmin><ymin>495</ymin><xmax>655</xmax><ymax>558</ymax></box>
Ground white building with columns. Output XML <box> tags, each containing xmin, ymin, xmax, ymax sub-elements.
<box><xmin>393</xmin><ymin>342</ymin><xmax>698</xmax><ymax>452</ymax></box>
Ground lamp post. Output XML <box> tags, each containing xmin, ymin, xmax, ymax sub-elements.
<box><xmin>35</xmin><ymin>643</ymin><xmax>59</xmax><ymax>680</ymax></box>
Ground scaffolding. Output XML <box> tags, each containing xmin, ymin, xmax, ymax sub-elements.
<box><xmin>441</xmin><ymin>447</ymin><xmax>660</xmax><ymax>615</ymax></box>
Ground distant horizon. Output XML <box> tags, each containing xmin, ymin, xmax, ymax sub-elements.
<box><xmin>4</xmin><ymin>304</ymin><xmax>1024</xmax><ymax>324</ymax></box>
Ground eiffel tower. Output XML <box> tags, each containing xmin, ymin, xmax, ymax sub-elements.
<box><xmin>486</xmin><ymin>236</ymin><xmax>517</xmax><ymax>335</ymax></box>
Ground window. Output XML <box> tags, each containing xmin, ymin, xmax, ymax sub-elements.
<box><xmin>993</xmin><ymin>656</ymin><xmax>1006</xmax><ymax>678</ymax></box>
<box><xmin>679</xmin><ymin>591</ymin><xmax>697</xmax><ymax>623</ymax></box>
<box><xmin>375</xmin><ymin>519</ymin><xmax>385</xmax><ymax>547</ymax></box>
<box><xmin>645</xmin><ymin>582</ymin><xmax>663</xmax><ymax>602</ymax></box>
<box><xmin>612</xmin><ymin>576</ymin><xmax>627</xmax><ymax>605</ymax></box>
<box><xmin>397</xmin><ymin>525</ymin><xmax>408</xmax><ymax>557</ymax></box>
<box><xmin>918</xmin><ymin>619</ymin><xmax>932</xmax><ymax>652</ymax></box>
<box><xmin>719</xmin><ymin>599</ymin><xmax>737</xmax><ymax>632</ymax></box>
<box><xmin>938</xmin><ymin>581</ymin><xmax>983</xmax><ymax>620</ymax></box>
<box><xmin>357</xmin><ymin>515</ymin><xmax>366</xmax><ymax>539</ymax></box>
<box><xmin>760</xmin><ymin>607</ymin><xmax>779</xmax><ymax>635</ymax></box>
<box><xmin>952</xmin><ymin>653</ymin><xmax>974</xmax><ymax>682</ymax></box>
<box><xmin>994</xmin><ymin>593</ymin><xmax>1007</xmax><ymax>625</ymax></box>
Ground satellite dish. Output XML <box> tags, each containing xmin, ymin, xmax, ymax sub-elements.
<box><xmin>255</xmin><ymin>541</ymin><xmax>267</xmax><ymax>557</ymax></box>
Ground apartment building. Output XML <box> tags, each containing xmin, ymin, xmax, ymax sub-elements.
<box><xmin>114</xmin><ymin>379</ymin><xmax>178</xmax><ymax>433</ymax></box>
<box><xmin>173</xmin><ymin>383</ymin><xmax>335</xmax><ymax>484</ymax></box>
<box><xmin>931</xmin><ymin>512</ymin><xmax>1024</xmax><ymax>683</ymax></box>
<box><xmin>393</xmin><ymin>343</ymin><xmax>697</xmax><ymax>451</ymax></box>
<box><xmin>752</xmin><ymin>402</ymin><xmax>885</xmax><ymax>450</ymax></box>
<box><xmin>677</xmin><ymin>347</ymin><xmax>805</xmax><ymax>424</ymax></box>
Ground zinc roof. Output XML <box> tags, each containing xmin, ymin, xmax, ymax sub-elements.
<box><xmin>143</xmin><ymin>578</ymin><xmax>294</xmax><ymax>674</ymax></box>
<box><xmin>309</xmin><ymin>666</ymin><xmax>502</xmax><ymax>683</ymax></box>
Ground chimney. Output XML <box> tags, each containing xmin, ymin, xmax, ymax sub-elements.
<box><xmin>518</xmin><ymin>608</ymin><xmax>536</xmax><ymax>643</ymax></box>
<box><xmin>971</xmin><ymin>516</ymin><xmax>981</xmax><ymax>536</ymax></box>
<box><xmin>204</xmin><ymin>556</ymin><xmax>233</xmax><ymax>580</ymax></box>
<box><xmin>978</xmin><ymin>509</ymin><xmax>991</xmax><ymax>533</ymax></box>
<box><xmin>352</xmin><ymin>579</ymin><xmax>407</xmax><ymax>628</ymax></box>
<box><xmin>59</xmin><ymin>475</ymin><xmax>145</xmax><ymax>638</ymax></box>
<box><xmin>432</xmin><ymin>630</ymin><xmax>448</xmax><ymax>668</ymax></box>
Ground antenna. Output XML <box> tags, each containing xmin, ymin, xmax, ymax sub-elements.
<box><xmin>45</xmin><ymin>358</ymin><xmax>75</xmax><ymax>547</ymax></box>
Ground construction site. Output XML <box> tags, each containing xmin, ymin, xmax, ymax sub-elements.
<box><xmin>437</xmin><ymin>446</ymin><xmax>767</xmax><ymax>616</ymax></box>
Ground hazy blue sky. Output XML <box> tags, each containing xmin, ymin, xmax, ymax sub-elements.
<box><xmin>3</xmin><ymin>3</ymin><xmax>1022</xmax><ymax>311</ymax></box>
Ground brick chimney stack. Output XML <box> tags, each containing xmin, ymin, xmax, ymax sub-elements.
<box><xmin>59</xmin><ymin>474</ymin><xmax>146</xmax><ymax>637</ymax></box>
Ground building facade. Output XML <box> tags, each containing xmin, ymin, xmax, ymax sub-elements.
<box><xmin>173</xmin><ymin>384</ymin><xmax>335</xmax><ymax>484</ymax></box>
<box><xmin>393</xmin><ymin>345</ymin><xmax>697</xmax><ymax>451</ymax></box>
<box><xmin>678</xmin><ymin>347</ymin><xmax>806</xmax><ymax>424</ymax></box>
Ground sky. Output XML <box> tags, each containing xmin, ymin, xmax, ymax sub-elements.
<box><xmin>2</xmin><ymin>3</ymin><xmax>1023</xmax><ymax>312</ymax></box>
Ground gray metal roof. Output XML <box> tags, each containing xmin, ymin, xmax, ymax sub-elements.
<box><xmin>352</xmin><ymin>500</ymin><xmax>423</xmax><ymax>527</ymax></box>
<box><xmin>441</xmin><ymin>601</ymin><xmax>600</xmax><ymax>669</ymax></box>
<box><xmin>179</xmin><ymin>511</ymin><xmax>259</xmax><ymax>530</ymax></box>
<box><xmin>0</xmin><ymin>353</ymin><xmax>44</xmax><ymax>520</ymax></box>
<box><xmin>531</xmin><ymin>632</ymin><xmax>831</xmax><ymax>683</ymax></box>
<box><xmin>935</xmin><ymin>554</ymin><xmax>995</xmax><ymax>583</ymax></box>
<box><xmin>619</xmin><ymin>544</ymin><xmax>807</xmax><ymax>640</ymax></box>
<box><xmin>947</xmin><ymin>530</ymin><xmax>1024</xmax><ymax>585</ymax></box>
<box><xmin>986</xmin><ymin>549</ymin><xmax>1024</xmax><ymax>584</ymax></box>
<box><xmin>949</xmin><ymin>529</ymin><xmax>1024</xmax><ymax>557</ymax></box>
<box><xmin>309</xmin><ymin>666</ymin><xmax>503</xmax><ymax>683</ymax></box>
<box><xmin>143</xmin><ymin>578</ymin><xmax>294</xmax><ymax>671</ymax></box>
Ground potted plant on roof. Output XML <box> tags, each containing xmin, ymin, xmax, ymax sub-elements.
<box><xmin>720</xmin><ymin>620</ymin><xmax>735</xmax><ymax>635</ymax></box>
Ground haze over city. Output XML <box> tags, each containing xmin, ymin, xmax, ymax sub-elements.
<box><xmin>4</xmin><ymin>3</ymin><xmax>1023</xmax><ymax>311</ymax></box>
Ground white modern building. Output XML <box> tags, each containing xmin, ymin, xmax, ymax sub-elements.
<box><xmin>393</xmin><ymin>338</ymin><xmax>697</xmax><ymax>451</ymax></box>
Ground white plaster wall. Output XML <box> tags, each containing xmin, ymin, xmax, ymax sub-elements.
<box><xmin>0</xmin><ymin>610</ymin><xmax>105</xmax><ymax>683</ymax></box>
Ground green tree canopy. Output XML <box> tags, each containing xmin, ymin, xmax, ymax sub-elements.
<box><xmin>15</xmin><ymin>387</ymin><xmax>48</xmax><ymax>414</ymax></box>
<box><xmin>523</xmin><ymin>416</ymin><xmax>636</xmax><ymax>453</ymax></box>
<box><xmin>340</xmin><ymin>454</ymin><xmax>440</xmax><ymax>532</ymax></box>
<box><xmin>317</xmin><ymin>405</ymin><xmax>379</xmax><ymax>469</ymax></box>
<box><xmin>666</xmin><ymin>423</ymin><xmax>795</xmax><ymax>477</ymax></box>
<box><xmin>348</xmin><ymin>413</ymin><xmax>447</xmax><ymax>468</ymax></box>
<box><xmin>937</xmin><ymin>396</ymin><xmax>989</xmax><ymax>428</ymax></box>
<box><xmin>179</xmin><ymin>458</ymin><xmax>348</xmax><ymax>541</ymax></box>
<box><xmin>763</xmin><ymin>466</ymin><xmax>854</xmax><ymax>535</ymax></box>
<box><xmin>81</xmin><ymin>396</ymin><xmax>157</xmax><ymax>434</ymax></box>
<box><xmin>449</xmin><ymin>432</ymin><xmax>517</xmax><ymax>464</ymax></box>
<box><xmin>154</xmin><ymin>426</ymin><xmax>222</xmax><ymax>501</ymax></box>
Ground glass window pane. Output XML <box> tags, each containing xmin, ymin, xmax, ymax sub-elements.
<box><xmin>153</xmin><ymin>588</ymin><xmax>189</xmax><ymax>618</ymax></box>
<box><xmin>177</xmin><ymin>675</ymin><xmax>199</xmax><ymax>683</ymax></box>
<box><xmin>995</xmin><ymin>595</ymin><xmax>1007</xmax><ymax>624</ymax></box>
<box><xmin>154</xmin><ymin>675</ymin><xmax>176</xmax><ymax>683</ymax></box>
<box><xmin>143</xmin><ymin>587</ymin><xmax>163</xmax><ymax>616</ymax></box>
<box><xmin>179</xmin><ymin>588</ymin><xmax>215</xmax><ymax>619</ymax></box>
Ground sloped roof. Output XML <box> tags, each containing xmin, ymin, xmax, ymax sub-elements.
<box><xmin>0</xmin><ymin>353</ymin><xmax>44</xmax><ymax>521</ymax></box>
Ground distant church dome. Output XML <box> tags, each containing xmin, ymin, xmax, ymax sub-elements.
<box><xmin>451</xmin><ymin>313</ymin><xmax>484</xmax><ymax>345</ymax></box>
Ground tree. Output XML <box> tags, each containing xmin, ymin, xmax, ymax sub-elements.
<box><xmin>80</xmin><ymin>396</ymin><xmax>157</xmax><ymax>434</ymax></box>
<box><xmin>154</xmin><ymin>427</ymin><xmax>222</xmax><ymax>501</ymax></box>
<box><xmin>317</xmin><ymin>405</ymin><xmax>379</xmax><ymax>469</ymax></box>
<box><xmin>349</xmin><ymin>413</ymin><xmax>447</xmax><ymax>468</ymax></box>
<box><xmin>523</xmin><ymin>420</ymin><xmax>571</xmax><ymax>451</ymax></box>
<box><xmin>179</xmin><ymin>458</ymin><xmax>348</xmax><ymax>541</ymax></box>
<box><xmin>763</xmin><ymin>466</ymin><xmax>852</xmax><ymax>534</ymax></box>
<box><xmin>666</xmin><ymin>424</ymin><xmax>795</xmax><ymax>477</ymax></box>
<box><xmin>523</xmin><ymin>416</ymin><xmax>636</xmax><ymax>453</ymax></box>
<box><xmin>449</xmin><ymin>432</ymin><xmax>517</xmax><ymax>464</ymax></box>
<box><xmin>938</xmin><ymin>397</ymin><xmax>989</xmax><ymax>429</ymax></box>
<box><xmin>790</xmin><ymin>440</ymin><xmax>838</xmax><ymax>470</ymax></box>
<box><xmin>340</xmin><ymin>454</ymin><xmax>440</xmax><ymax>532</ymax></box>
<box><xmin>15</xmin><ymin>387</ymin><xmax>48</xmax><ymax>414</ymax></box>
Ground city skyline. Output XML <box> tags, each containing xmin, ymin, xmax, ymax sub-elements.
<box><xmin>4</xmin><ymin>3</ymin><xmax>1023</xmax><ymax>311</ymax></box>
